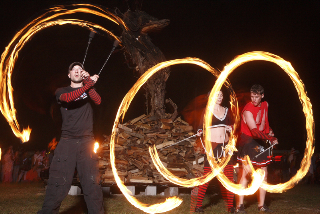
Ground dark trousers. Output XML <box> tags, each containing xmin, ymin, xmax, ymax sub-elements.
<box><xmin>38</xmin><ymin>137</ymin><xmax>104</xmax><ymax>214</ymax></box>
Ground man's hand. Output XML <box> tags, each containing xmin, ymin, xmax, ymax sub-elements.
<box><xmin>90</xmin><ymin>74</ymin><xmax>99</xmax><ymax>83</ymax></box>
<box><xmin>196</xmin><ymin>129</ymin><xmax>203</xmax><ymax>136</ymax></box>
<box><xmin>268</xmin><ymin>129</ymin><xmax>274</xmax><ymax>137</ymax></box>
<box><xmin>271</xmin><ymin>138</ymin><xmax>278</xmax><ymax>145</ymax></box>
<box><xmin>81</xmin><ymin>70</ymin><xmax>90</xmax><ymax>79</ymax></box>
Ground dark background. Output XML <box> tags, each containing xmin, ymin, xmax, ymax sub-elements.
<box><xmin>0</xmin><ymin>0</ymin><xmax>319</xmax><ymax>154</ymax></box>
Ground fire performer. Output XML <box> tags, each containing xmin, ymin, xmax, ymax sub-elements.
<box><xmin>192</xmin><ymin>91</ymin><xmax>235</xmax><ymax>213</ymax></box>
<box><xmin>236</xmin><ymin>84</ymin><xmax>278</xmax><ymax>213</ymax></box>
<box><xmin>38</xmin><ymin>62</ymin><xmax>104</xmax><ymax>214</ymax></box>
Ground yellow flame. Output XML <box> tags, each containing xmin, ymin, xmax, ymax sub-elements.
<box><xmin>137</xmin><ymin>58</ymin><xmax>265</xmax><ymax>196</ymax></box>
<box><xmin>109</xmin><ymin>58</ymin><xmax>230</xmax><ymax>213</ymax></box>
<box><xmin>0</xmin><ymin>4</ymin><xmax>123</xmax><ymax>142</ymax></box>
<box><xmin>94</xmin><ymin>142</ymin><xmax>99</xmax><ymax>153</ymax></box>
<box><xmin>209</xmin><ymin>51</ymin><xmax>314</xmax><ymax>193</ymax></box>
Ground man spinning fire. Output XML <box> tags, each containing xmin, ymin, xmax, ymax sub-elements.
<box><xmin>38</xmin><ymin>62</ymin><xmax>104</xmax><ymax>214</ymax></box>
<box><xmin>236</xmin><ymin>84</ymin><xmax>278</xmax><ymax>213</ymax></box>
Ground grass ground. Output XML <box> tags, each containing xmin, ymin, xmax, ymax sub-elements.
<box><xmin>0</xmin><ymin>182</ymin><xmax>320</xmax><ymax>214</ymax></box>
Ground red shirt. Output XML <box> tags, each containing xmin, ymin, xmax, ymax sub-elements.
<box><xmin>240</xmin><ymin>101</ymin><xmax>270</xmax><ymax>136</ymax></box>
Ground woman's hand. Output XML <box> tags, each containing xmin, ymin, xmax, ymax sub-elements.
<box><xmin>226</xmin><ymin>125</ymin><xmax>233</xmax><ymax>132</ymax></box>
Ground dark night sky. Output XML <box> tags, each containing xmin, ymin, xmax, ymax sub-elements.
<box><xmin>0</xmin><ymin>0</ymin><xmax>319</xmax><ymax>154</ymax></box>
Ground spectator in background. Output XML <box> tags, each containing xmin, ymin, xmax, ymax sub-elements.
<box><xmin>281</xmin><ymin>151</ymin><xmax>290</xmax><ymax>182</ymax></box>
<box><xmin>13</xmin><ymin>151</ymin><xmax>21</xmax><ymax>182</ymax></box>
<box><xmin>33</xmin><ymin>150</ymin><xmax>44</xmax><ymax>178</ymax></box>
<box><xmin>17</xmin><ymin>152</ymin><xmax>31</xmax><ymax>182</ymax></box>
<box><xmin>2</xmin><ymin>146</ymin><xmax>14</xmax><ymax>182</ymax></box>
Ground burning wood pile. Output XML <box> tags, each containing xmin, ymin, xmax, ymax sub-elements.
<box><xmin>98</xmin><ymin>114</ymin><xmax>205</xmax><ymax>184</ymax></box>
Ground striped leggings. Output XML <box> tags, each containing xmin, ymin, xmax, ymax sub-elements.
<box><xmin>195</xmin><ymin>163</ymin><xmax>235</xmax><ymax>210</ymax></box>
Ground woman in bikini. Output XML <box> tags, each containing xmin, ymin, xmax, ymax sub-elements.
<box><xmin>193</xmin><ymin>91</ymin><xmax>235</xmax><ymax>213</ymax></box>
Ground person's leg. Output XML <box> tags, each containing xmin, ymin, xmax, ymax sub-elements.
<box><xmin>258</xmin><ymin>166</ymin><xmax>268</xmax><ymax>207</ymax></box>
<box><xmin>38</xmin><ymin>139</ymin><xmax>77</xmax><ymax>214</ymax></box>
<box><xmin>195</xmin><ymin>161</ymin><xmax>211</xmax><ymax>209</ymax></box>
<box><xmin>219</xmin><ymin>164</ymin><xmax>235</xmax><ymax>211</ymax></box>
<box><xmin>237</xmin><ymin>162</ymin><xmax>251</xmax><ymax>207</ymax></box>
<box><xmin>77</xmin><ymin>138</ymin><xmax>104</xmax><ymax>214</ymax></box>
<box><xmin>13</xmin><ymin>166</ymin><xmax>19</xmax><ymax>182</ymax></box>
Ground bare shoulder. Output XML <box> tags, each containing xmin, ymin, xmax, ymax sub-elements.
<box><xmin>243</xmin><ymin>110</ymin><xmax>253</xmax><ymax>118</ymax></box>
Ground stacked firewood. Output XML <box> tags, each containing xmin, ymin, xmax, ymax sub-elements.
<box><xmin>98</xmin><ymin>114</ymin><xmax>205</xmax><ymax>184</ymax></box>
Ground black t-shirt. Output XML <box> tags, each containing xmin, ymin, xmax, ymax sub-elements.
<box><xmin>55</xmin><ymin>86</ymin><xmax>94</xmax><ymax>138</ymax></box>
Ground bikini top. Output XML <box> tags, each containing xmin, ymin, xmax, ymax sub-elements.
<box><xmin>211</xmin><ymin>107</ymin><xmax>229</xmax><ymax>126</ymax></box>
<box><xmin>198</xmin><ymin>107</ymin><xmax>231</xmax><ymax>130</ymax></box>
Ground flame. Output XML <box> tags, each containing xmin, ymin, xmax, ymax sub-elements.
<box><xmin>0</xmin><ymin>4</ymin><xmax>123</xmax><ymax>142</ymax></box>
<box><xmin>138</xmin><ymin>58</ymin><xmax>265</xmax><ymax>196</ymax></box>
<box><xmin>48</xmin><ymin>137</ymin><xmax>58</xmax><ymax>151</ymax></box>
<box><xmin>109</xmin><ymin>58</ymin><xmax>229</xmax><ymax>213</ymax></box>
<box><xmin>94</xmin><ymin>142</ymin><xmax>99</xmax><ymax>153</ymax></box>
<box><xmin>209</xmin><ymin>51</ymin><xmax>314</xmax><ymax>193</ymax></box>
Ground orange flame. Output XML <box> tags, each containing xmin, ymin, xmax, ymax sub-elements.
<box><xmin>209</xmin><ymin>51</ymin><xmax>314</xmax><ymax>193</ymax></box>
<box><xmin>94</xmin><ymin>142</ymin><xmax>99</xmax><ymax>153</ymax></box>
<box><xmin>0</xmin><ymin>4</ymin><xmax>123</xmax><ymax>142</ymax></box>
<box><xmin>48</xmin><ymin>137</ymin><xmax>58</xmax><ymax>151</ymax></box>
<box><xmin>135</xmin><ymin>58</ymin><xmax>265</xmax><ymax>196</ymax></box>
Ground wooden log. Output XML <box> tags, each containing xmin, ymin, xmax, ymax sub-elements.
<box><xmin>129</xmin><ymin>176</ymin><xmax>153</xmax><ymax>183</ymax></box>
<box><xmin>161</xmin><ymin>122</ymin><xmax>173</xmax><ymax>130</ymax></box>
<box><xmin>103</xmin><ymin>170</ymin><xmax>127</xmax><ymax>178</ymax></box>
<box><xmin>177</xmin><ymin>125</ymin><xmax>193</xmax><ymax>132</ymax></box>
<box><xmin>124</xmin><ymin>130</ymin><xmax>145</xmax><ymax>139</ymax></box>
<box><xmin>135</xmin><ymin>122</ymin><xmax>151</xmax><ymax>130</ymax></box>
<box><xmin>160</xmin><ymin>118</ymin><xmax>173</xmax><ymax>123</ymax></box>
<box><xmin>130</xmin><ymin>114</ymin><xmax>147</xmax><ymax>124</ymax></box>
<box><xmin>155</xmin><ymin>141</ymin><xmax>175</xmax><ymax>149</ymax></box>
<box><xmin>157</xmin><ymin>133</ymin><xmax>171</xmax><ymax>138</ymax></box>
<box><xmin>174</xmin><ymin>117</ymin><xmax>189</xmax><ymax>125</ymax></box>
<box><xmin>119</xmin><ymin>132</ymin><xmax>131</xmax><ymax>139</ymax></box>
<box><xmin>118</xmin><ymin>124</ymin><xmax>133</xmax><ymax>132</ymax></box>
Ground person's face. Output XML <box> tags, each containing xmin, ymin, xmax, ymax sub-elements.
<box><xmin>215</xmin><ymin>91</ymin><xmax>223</xmax><ymax>105</ymax></box>
<box><xmin>250</xmin><ymin>92</ymin><xmax>264</xmax><ymax>107</ymax></box>
<box><xmin>68</xmin><ymin>65</ymin><xmax>83</xmax><ymax>83</ymax></box>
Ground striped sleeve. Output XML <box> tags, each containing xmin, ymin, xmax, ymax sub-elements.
<box><xmin>251</xmin><ymin>128</ymin><xmax>277</xmax><ymax>142</ymax></box>
<box><xmin>59</xmin><ymin>78</ymin><xmax>94</xmax><ymax>103</ymax></box>
<box><xmin>88</xmin><ymin>88</ymin><xmax>101</xmax><ymax>105</ymax></box>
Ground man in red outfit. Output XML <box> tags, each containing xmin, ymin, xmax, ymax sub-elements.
<box><xmin>236</xmin><ymin>85</ymin><xmax>278</xmax><ymax>213</ymax></box>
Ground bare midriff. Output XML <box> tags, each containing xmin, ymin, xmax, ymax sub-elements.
<box><xmin>209</xmin><ymin>126</ymin><xmax>228</xmax><ymax>144</ymax></box>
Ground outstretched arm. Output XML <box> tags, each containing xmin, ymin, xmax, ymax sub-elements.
<box><xmin>59</xmin><ymin>78</ymin><xmax>95</xmax><ymax>103</ymax></box>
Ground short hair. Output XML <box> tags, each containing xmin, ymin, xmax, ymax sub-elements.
<box><xmin>68</xmin><ymin>62</ymin><xmax>84</xmax><ymax>73</ymax></box>
<box><xmin>250</xmin><ymin>84</ymin><xmax>264</xmax><ymax>95</ymax></box>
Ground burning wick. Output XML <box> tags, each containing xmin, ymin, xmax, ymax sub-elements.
<box><xmin>94</xmin><ymin>142</ymin><xmax>99</xmax><ymax>153</ymax></box>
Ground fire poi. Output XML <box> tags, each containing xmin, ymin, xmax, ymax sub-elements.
<box><xmin>0</xmin><ymin>2</ymin><xmax>314</xmax><ymax>213</ymax></box>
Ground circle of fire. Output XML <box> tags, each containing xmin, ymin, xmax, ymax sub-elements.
<box><xmin>207</xmin><ymin>51</ymin><xmax>314</xmax><ymax>193</ymax></box>
<box><xmin>147</xmin><ymin>60</ymin><xmax>266</xmax><ymax>195</ymax></box>
<box><xmin>0</xmin><ymin>3</ymin><xmax>314</xmax><ymax>213</ymax></box>
<box><xmin>0</xmin><ymin>4</ymin><xmax>189</xmax><ymax>213</ymax></box>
